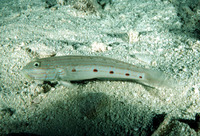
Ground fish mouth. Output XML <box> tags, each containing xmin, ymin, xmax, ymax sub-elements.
<box><xmin>21</xmin><ymin>69</ymin><xmax>34</xmax><ymax>80</ymax></box>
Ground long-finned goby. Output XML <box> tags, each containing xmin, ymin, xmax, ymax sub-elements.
<box><xmin>22</xmin><ymin>55</ymin><xmax>169</xmax><ymax>87</ymax></box>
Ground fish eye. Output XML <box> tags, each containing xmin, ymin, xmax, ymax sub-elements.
<box><xmin>33</xmin><ymin>62</ymin><xmax>40</xmax><ymax>67</ymax></box>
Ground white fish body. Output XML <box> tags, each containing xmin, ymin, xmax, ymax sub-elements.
<box><xmin>22</xmin><ymin>55</ymin><xmax>169</xmax><ymax>87</ymax></box>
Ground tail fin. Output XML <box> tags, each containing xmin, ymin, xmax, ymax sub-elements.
<box><xmin>141</xmin><ymin>69</ymin><xmax>177</xmax><ymax>88</ymax></box>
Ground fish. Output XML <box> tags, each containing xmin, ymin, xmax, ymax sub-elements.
<box><xmin>22</xmin><ymin>55</ymin><xmax>170</xmax><ymax>87</ymax></box>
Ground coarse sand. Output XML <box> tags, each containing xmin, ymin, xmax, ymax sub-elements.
<box><xmin>1</xmin><ymin>0</ymin><xmax>200</xmax><ymax>135</ymax></box>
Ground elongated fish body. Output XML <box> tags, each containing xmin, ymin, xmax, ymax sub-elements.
<box><xmin>22</xmin><ymin>55</ymin><xmax>167</xmax><ymax>87</ymax></box>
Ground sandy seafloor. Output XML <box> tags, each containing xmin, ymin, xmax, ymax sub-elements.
<box><xmin>1</xmin><ymin>0</ymin><xmax>200</xmax><ymax>135</ymax></box>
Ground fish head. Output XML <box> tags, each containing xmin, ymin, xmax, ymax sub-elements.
<box><xmin>21</xmin><ymin>59</ymin><xmax>55</xmax><ymax>81</ymax></box>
